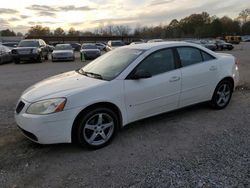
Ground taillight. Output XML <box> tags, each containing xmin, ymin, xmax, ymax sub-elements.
<box><xmin>235</xmin><ymin>58</ymin><xmax>239</xmax><ymax>70</ymax></box>
<box><xmin>235</xmin><ymin>58</ymin><xmax>239</xmax><ymax>65</ymax></box>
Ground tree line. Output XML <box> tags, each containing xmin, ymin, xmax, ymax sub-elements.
<box><xmin>1</xmin><ymin>9</ymin><xmax>250</xmax><ymax>38</ymax></box>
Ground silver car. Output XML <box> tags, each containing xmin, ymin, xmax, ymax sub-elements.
<box><xmin>0</xmin><ymin>45</ymin><xmax>13</xmax><ymax>64</ymax></box>
<box><xmin>52</xmin><ymin>44</ymin><xmax>75</xmax><ymax>62</ymax></box>
<box><xmin>80</xmin><ymin>43</ymin><xmax>101</xmax><ymax>60</ymax></box>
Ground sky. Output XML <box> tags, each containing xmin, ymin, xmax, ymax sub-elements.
<box><xmin>0</xmin><ymin>0</ymin><xmax>249</xmax><ymax>33</ymax></box>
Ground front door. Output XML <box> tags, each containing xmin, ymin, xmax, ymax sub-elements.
<box><xmin>124</xmin><ymin>48</ymin><xmax>181</xmax><ymax>122</ymax></box>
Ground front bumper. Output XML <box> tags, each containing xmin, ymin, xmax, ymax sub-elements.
<box><xmin>15</xmin><ymin>99</ymin><xmax>82</xmax><ymax>144</ymax></box>
<box><xmin>82</xmin><ymin>52</ymin><xmax>100</xmax><ymax>59</ymax></box>
<box><xmin>52</xmin><ymin>55</ymin><xmax>74</xmax><ymax>61</ymax></box>
<box><xmin>12</xmin><ymin>53</ymin><xmax>39</xmax><ymax>61</ymax></box>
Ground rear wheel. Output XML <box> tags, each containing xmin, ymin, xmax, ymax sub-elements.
<box><xmin>210</xmin><ymin>80</ymin><xmax>233</xmax><ymax>109</ymax></box>
<box><xmin>37</xmin><ymin>54</ymin><xmax>42</xmax><ymax>63</ymax></box>
<box><xmin>14</xmin><ymin>59</ymin><xmax>20</xmax><ymax>64</ymax></box>
<box><xmin>44</xmin><ymin>54</ymin><xmax>49</xmax><ymax>60</ymax></box>
<box><xmin>76</xmin><ymin>107</ymin><xmax>118</xmax><ymax>149</ymax></box>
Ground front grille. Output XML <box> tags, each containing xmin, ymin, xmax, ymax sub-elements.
<box><xmin>17</xmin><ymin>126</ymin><xmax>38</xmax><ymax>141</ymax></box>
<box><xmin>16</xmin><ymin>101</ymin><xmax>25</xmax><ymax>113</ymax></box>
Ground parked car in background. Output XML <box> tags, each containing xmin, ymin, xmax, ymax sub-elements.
<box><xmin>70</xmin><ymin>43</ymin><xmax>81</xmax><ymax>51</ymax></box>
<box><xmin>47</xmin><ymin>45</ymin><xmax>55</xmax><ymax>52</ymax></box>
<box><xmin>51</xmin><ymin>44</ymin><xmax>75</xmax><ymax>62</ymax></box>
<box><xmin>15</xmin><ymin>42</ymin><xmax>239</xmax><ymax>149</ymax></box>
<box><xmin>106</xmin><ymin>40</ymin><xmax>124</xmax><ymax>51</ymax></box>
<box><xmin>81</xmin><ymin>43</ymin><xmax>101</xmax><ymax>59</ymax></box>
<box><xmin>130</xmin><ymin>41</ymin><xmax>145</xmax><ymax>45</ymax></box>
<box><xmin>0</xmin><ymin>44</ymin><xmax>13</xmax><ymax>64</ymax></box>
<box><xmin>2</xmin><ymin>42</ymin><xmax>18</xmax><ymax>50</ymax></box>
<box><xmin>187</xmin><ymin>40</ymin><xmax>217</xmax><ymax>51</ymax></box>
<box><xmin>11</xmin><ymin>39</ymin><xmax>49</xmax><ymax>64</ymax></box>
<box><xmin>200</xmin><ymin>40</ymin><xmax>217</xmax><ymax>51</ymax></box>
<box><xmin>215</xmin><ymin>40</ymin><xmax>234</xmax><ymax>51</ymax></box>
<box><xmin>147</xmin><ymin>39</ymin><xmax>164</xmax><ymax>43</ymax></box>
<box><xmin>96</xmin><ymin>43</ymin><xmax>106</xmax><ymax>51</ymax></box>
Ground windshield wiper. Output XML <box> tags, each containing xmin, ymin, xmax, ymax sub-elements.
<box><xmin>76</xmin><ymin>69</ymin><xmax>103</xmax><ymax>80</ymax></box>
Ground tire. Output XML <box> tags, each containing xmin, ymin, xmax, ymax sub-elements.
<box><xmin>210</xmin><ymin>80</ymin><xmax>233</xmax><ymax>110</ymax></box>
<box><xmin>37</xmin><ymin>54</ymin><xmax>43</xmax><ymax>63</ymax></box>
<box><xmin>76</xmin><ymin>107</ymin><xmax>118</xmax><ymax>149</ymax></box>
<box><xmin>14</xmin><ymin>60</ymin><xmax>20</xmax><ymax>64</ymax></box>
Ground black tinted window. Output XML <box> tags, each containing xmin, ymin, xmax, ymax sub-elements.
<box><xmin>136</xmin><ymin>49</ymin><xmax>175</xmax><ymax>76</ymax></box>
<box><xmin>177</xmin><ymin>47</ymin><xmax>202</xmax><ymax>67</ymax></box>
<box><xmin>18</xmin><ymin>40</ymin><xmax>39</xmax><ymax>47</ymax></box>
<box><xmin>201</xmin><ymin>51</ymin><xmax>215</xmax><ymax>61</ymax></box>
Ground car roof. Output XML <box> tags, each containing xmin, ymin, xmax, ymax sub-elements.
<box><xmin>20</xmin><ymin>39</ymin><xmax>41</xmax><ymax>42</ymax></box>
<box><xmin>124</xmin><ymin>41</ymin><xmax>192</xmax><ymax>50</ymax></box>
<box><xmin>82</xmin><ymin>43</ymin><xmax>96</xmax><ymax>45</ymax></box>
<box><xmin>56</xmin><ymin>43</ymin><xmax>71</xmax><ymax>46</ymax></box>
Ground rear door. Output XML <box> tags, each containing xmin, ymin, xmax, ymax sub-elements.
<box><xmin>124</xmin><ymin>48</ymin><xmax>181</xmax><ymax>122</ymax></box>
<box><xmin>176</xmin><ymin>47</ymin><xmax>219</xmax><ymax>107</ymax></box>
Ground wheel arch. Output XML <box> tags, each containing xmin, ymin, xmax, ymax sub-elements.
<box><xmin>218</xmin><ymin>76</ymin><xmax>234</xmax><ymax>90</ymax></box>
<box><xmin>71</xmin><ymin>102</ymin><xmax>123</xmax><ymax>143</ymax></box>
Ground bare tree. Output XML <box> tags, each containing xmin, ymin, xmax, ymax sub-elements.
<box><xmin>114</xmin><ymin>25</ymin><xmax>131</xmax><ymax>36</ymax></box>
<box><xmin>238</xmin><ymin>8</ymin><xmax>250</xmax><ymax>23</ymax></box>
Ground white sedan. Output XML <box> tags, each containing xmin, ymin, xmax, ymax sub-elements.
<box><xmin>51</xmin><ymin>44</ymin><xmax>75</xmax><ymax>62</ymax></box>
<box><xmin>15</xmin><ymin>42</ymin><xmax>239</xmax><ymax>149</ymax></box>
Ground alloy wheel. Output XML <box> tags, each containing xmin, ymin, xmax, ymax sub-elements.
<box><xmin>83</xmin><ymin>113</ymin><xmax>114</xmax><ymax>146</ymax></box>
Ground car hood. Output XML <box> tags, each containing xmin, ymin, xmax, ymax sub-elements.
<box><xmin>52</xmin><ymin>50</ymin><xmax>73</xmax><ymax>54</ymax></box>
<box><xmin>14</xmin><ymin>47</ymin><xmax>38</xmax><ymax>50</ymax></box>
<box><xmin>81</xmin><ymin>49</ymin><xmax>100</xmax><ymax>52</ymax></box>
<box><xmin>21</xmin><ymin>71</ymin><xmax>106</xmax><ymax>102</ymax></box>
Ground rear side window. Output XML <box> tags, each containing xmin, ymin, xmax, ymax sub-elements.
<box><xmin>177</xmin><ymin>47</ymin><xmax>203</xmax><ymax>67</ymax></box>
<box><xmin>201</xmin><ymin>51</ymin><xmax>215</xmax><ymax>61</ymax></box>
<box><xmin>136</xmin><ymin>48</ymin><xmax>175</xmax><ymax>76</ymax></box>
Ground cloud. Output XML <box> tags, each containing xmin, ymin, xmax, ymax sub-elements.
<box><xmin>28</xmin><ymin>21</ymin><xmax>61</xmax><ymax>25</ymax></box>
<box><xmin>58</xmin><ymin>5</ymin><xmax>95</xmax><ymax>11</ymax></box>
<box><xmin>20</xmin><ymin>15</ymin><xmax>30</xmax><ymax>19</ymax></box>
<box><xmin>37</xmin><ymin>11</ymin><xmax>57</xmax><ymax>17</ymax></box>
<box><xmin>0</xmin><ymin>8</ymin><xmax>19</xmax><ymax>14</ymax></box>
<box><xmin>92</xmin><ymin>17</ymin><xmax>137</xmax><ymax>24</ymax></box>
<box><xmin>26</xmin><ymin>4</ymin><xmax>95</xmax><ymax>12</ymax></box>
<box><xmin>8</xmin><ymin>18</ymin><xmax>20</xmax><ymax>22</ymax></box>
<box><xmin>0</xmin><ymin>19</ymin><xmax>10</xmax><ymax>27</ymax></box>
<box><xmin>149</xmin><ymin>0</ymin><xmax>176</xmax><ymax>6</ymax></box>
<box><xmin>26</xmin><ymin>5</ymin><xmax>57</xmax><ymax>12</ymax></box>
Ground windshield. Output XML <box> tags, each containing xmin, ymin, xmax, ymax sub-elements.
<box><xmin>18</xmin><ymin>41</ymin><xmax>39</xmax><ymax>47</ymax></box>
<box><xmin>55</xmin><ymin>44</ymin><xmax>72</xmax><ymax>50</ymax></box>
<box><xmin>112</xmin><ymin>41</ymin><xmax>124</xmax><ymax>46</ymax></box>
<box><xmin>80</xmin><ymin>48</ymin><xmax>144</xmax><ymax>80</ymax></box>
<box><xmin>82</xmin><ymin>44</ymin><xmax>97</xmax><ymax>49</ymax></box>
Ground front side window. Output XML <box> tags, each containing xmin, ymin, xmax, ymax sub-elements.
<box><xmin>135</xmin><ymin>48</ymin><xmax>175</xmax><ymax>76</ymax></box>
<box><xmin>18</xmin><ymin>40</ymin><xmax>39</xmax><ymax>47</ymax></box>
<box><xmin>177</xmin><ymin>47</ymin><xmax>203</xmax><ymax>67</ymax></box>
<box><xmin>201</xmin><ymin>51</ymin><xmax>215</xmax><ymax>61</ymax></box>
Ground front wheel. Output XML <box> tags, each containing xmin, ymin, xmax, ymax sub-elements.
<box><xmin>210</xmin><ymin>80</ymin><xmax>233</xmax><ymax>109</ymax></box>
<box><xmin>37</xmin><ymin>54</ymin><xmax>42</xmax><ymax>63</ymax></box>
<box><xmin>76</xmin><ymin>107</ymin><xmax>118</xmax><ymax>149</ymax></box>
<box><xmin>44</xmin><ymin>54</ymin><xmax>49</xmax><ymax>60</ymax></box>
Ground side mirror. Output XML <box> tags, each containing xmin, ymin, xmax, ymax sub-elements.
<box><xmin>130</xmin><ymin>69</ymin><xmax>152</xmax><ymax>80</ymax></box>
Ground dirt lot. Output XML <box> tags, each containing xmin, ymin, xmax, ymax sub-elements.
<box><xmin>0</xmin><ymin>44</ymin><xmax>249</xmax><ymax>188</ymax></box>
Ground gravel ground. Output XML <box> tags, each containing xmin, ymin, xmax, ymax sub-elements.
<box><xmin>0</xmin><ymin>44</ymin><xmax>249</xmax><ymax>188</ymax></box>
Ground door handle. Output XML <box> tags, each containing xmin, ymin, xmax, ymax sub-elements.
<box><xmin>169</xmin><ymin>76</ymin><xmax>180</xmax><ymax>82</ymax></box>
<box><xmin>209</xmin><ymin>66</ymin><xmax>217</xmax><ymax>71</ymax></box>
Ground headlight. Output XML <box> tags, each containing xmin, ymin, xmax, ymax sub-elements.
<box><xmin>32</xmin><ymin>48</ymin><xmax>39</xmax><ymax>54</ymax></box>
<box><xmin>26</xmin><ymin>98</ymin><xmax>66</xmax><ymax>115</ymax></box>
